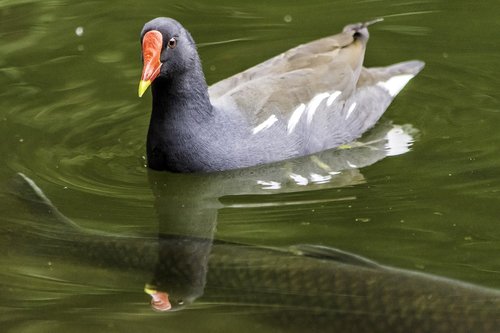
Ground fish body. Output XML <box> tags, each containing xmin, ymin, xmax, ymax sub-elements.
<box><xmin>7</xmin><ymin>173</ymin><xmax>500</xmax><ymax>332</ymax></box>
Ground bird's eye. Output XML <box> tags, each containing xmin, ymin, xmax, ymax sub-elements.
<box><xmin>167</xmin><ymin>37</ymin><xmax>177</xmax><ymax>49</ymax></box>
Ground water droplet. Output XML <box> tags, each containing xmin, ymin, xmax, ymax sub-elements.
<box><xmin>284</xmin><ymin>14</ymin><xmax>292</xmax><ymax>23</ymax></box>
<box><xmin>75</xmin><ymin>26</ymin><xmax>84</xmax><ymax>37</ymax></box>
<box><xmin>19</xmin><ymin>138</ymin><xmax>24</xmax><ymax>143</ymax></box>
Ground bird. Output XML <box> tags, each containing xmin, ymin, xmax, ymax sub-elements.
<box><xmin>138</xmin><ymin>17</ymin><xmax>424</xmax><ymax>173</ymax></box>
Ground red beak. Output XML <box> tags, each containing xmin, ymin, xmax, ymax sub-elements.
<box><xmin>138</xmin><ymin>30</ymin><xmax>163</xmax><ymax>97</ymax></box>
<box><xmin>149</xmin><ymin>291</ymin><xmax>172</xmax><ymax>312</ymax></box>
<box><xmin>144</xmin><ymin>284</ymin><xmax>172</xmax><ymax>312</ymax></box>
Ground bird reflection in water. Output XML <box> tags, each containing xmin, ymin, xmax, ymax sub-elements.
<box><xmin>7</xmin><ymin>125</ymin><xmax>500</xmax><ymax>332</ymax></box>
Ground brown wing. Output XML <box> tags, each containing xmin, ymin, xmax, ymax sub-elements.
<box><xmin>209</xmin><ymin>26</ymin><xmax>367</xmax><ymax>126</ymax></box>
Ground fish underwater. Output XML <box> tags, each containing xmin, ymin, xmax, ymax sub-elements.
<box><xmin>5</xmin><ymin>173</ymin><xmax>500</xmax><ymax>333</ymax></box>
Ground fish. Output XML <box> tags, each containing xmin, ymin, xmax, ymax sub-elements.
<box><xmin>7</xmin><ymin>173</ymin><xmax>500</xmax><ymax>333</ymax></box>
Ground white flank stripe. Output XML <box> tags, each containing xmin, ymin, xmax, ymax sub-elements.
<box><xmin>326</xmin><ymin>91</ymin><xmax>342</xmax><ymax>106</ymax></box>
<box><xmin>306</xmin><ymin>92</ymin><xmax>330</xmax><ymax>124</ymax></box>
<box><xmin>287</xmin><ymin>103</ymin><xmax>306</xmax><ymax>134</ymax></box>
<box><xmin>346</xmin><ymin>102</ymin><xmax>357</xmax><ymax>119</ymax></box>
<box><xmin>252</xmin><ymin>114</ymin><xmax>278</xmax><ymax>134</ymax></box>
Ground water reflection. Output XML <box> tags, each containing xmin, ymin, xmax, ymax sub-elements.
<box><xmin>189</xmin><ymin>121</ymin><xmax>416</xmax><ymax>194</ymax></box>
<box><xmin>2</xmin><ymin>0</ymin><xmax>500</xmax><ymax>331</ymax></box>
<box><xmin>4</xmin><ymin>125</ymin><xmax>500</xmax><ymax>332</ymax></box>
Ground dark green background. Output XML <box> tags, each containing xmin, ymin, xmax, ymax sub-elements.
<box><xmin>1</xmin><ymin>0</ymin><xmax>499</xmax><ymax>332</ymax></box>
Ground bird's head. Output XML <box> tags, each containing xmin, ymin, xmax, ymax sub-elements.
<box><xmin>138</xmin><ymin>17</ymin><xmax>198</xmax><ymax>97</ymax></box>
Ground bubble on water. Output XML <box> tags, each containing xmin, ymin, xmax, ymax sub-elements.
<box><xmin>75</xmin><ymin>26</ymin><xmax>84</xmax><ymax>37</ymax></box>
<box><xmin>284</xmin><ymin>15</ymin><xmax>292</xmax><ymax>23</ymax></box>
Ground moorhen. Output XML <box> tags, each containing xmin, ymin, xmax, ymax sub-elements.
<box><xmin>138</xmin><ymin>17</ymin><xmax>424</xmax><ymax>172</ymax></box>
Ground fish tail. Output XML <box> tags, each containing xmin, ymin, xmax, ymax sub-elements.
<box><xmin>9</xmin><ymin>173</ymin><xmax>81</xmax><ymax>231</ymax></box>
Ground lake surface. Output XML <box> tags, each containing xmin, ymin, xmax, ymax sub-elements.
<box><xmin>1</xmin><ymin>0</ymin><xmax>500</xmax><ymax>332</ymax></box>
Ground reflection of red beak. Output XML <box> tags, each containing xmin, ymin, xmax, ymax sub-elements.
<box><xmin>150</xmin><ymin>291</ymin><xmax>172</xmax><ymax>311</ymax></box>
<box><xmin>138</xmin><ymin>30</ymin><xmax>163</xmax><ymax>97</ymax></box>
<box><xmin>148</xmin><ymin>291</ymin><xmax>172</xmax><ymax>311</ymax></box>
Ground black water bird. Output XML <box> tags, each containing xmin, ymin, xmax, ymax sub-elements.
<box><xmin>138</xmin><ymin>18</ymin><xmax>424</xmax><ymax>172</ymax></box>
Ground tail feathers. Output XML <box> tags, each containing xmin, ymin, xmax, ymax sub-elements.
<box><xmin>358</xmin><ymin>60</ymin><xmax>425</xmax><ymax>91</ymax></box>
<box><xmin>381</xmin><ymin>60</ymin><xmax>425</xmax><ymax>77</ymax></box>
<box><xmin>338</xmin><ymin>60</ymin><xmax>423</xmax><ymax>142</ymax></box>
<box><xmin>342</xmin><ymin>18</ymin><xmax>384</xmax><ymax>41</ymax></box>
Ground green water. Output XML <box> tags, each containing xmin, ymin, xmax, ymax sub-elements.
<box><xmin>1</xmin><ymin>0</ymin><xmax>500</xmax><ymax>332</ymax></box>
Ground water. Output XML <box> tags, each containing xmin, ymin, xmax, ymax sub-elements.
<box><xmin>1</xmin><ymin>0</ymin><xmax>500</xmax><ymax>332</ymax></box>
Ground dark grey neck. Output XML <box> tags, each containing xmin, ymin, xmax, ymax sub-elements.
<box><xmin>147</xmin><ymin>66</ymin><xmax>214</xmax><ymax>172</ymax></box>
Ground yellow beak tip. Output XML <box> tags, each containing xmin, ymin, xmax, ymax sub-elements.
<box><xmin>138</xmin><ymin>80</ymin><xmax>151</xmax><ymax>98</ymax></box>
<box><xmin>144</xmin><ymin>284</ymin><xmax>157</xmax><ymax>295</ymax></box>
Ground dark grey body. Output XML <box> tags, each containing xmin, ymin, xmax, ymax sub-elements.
<box><xmin>142</xmin><ymin>18</ymin><xmax>424</xmax><ymax>172</ymax></box>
